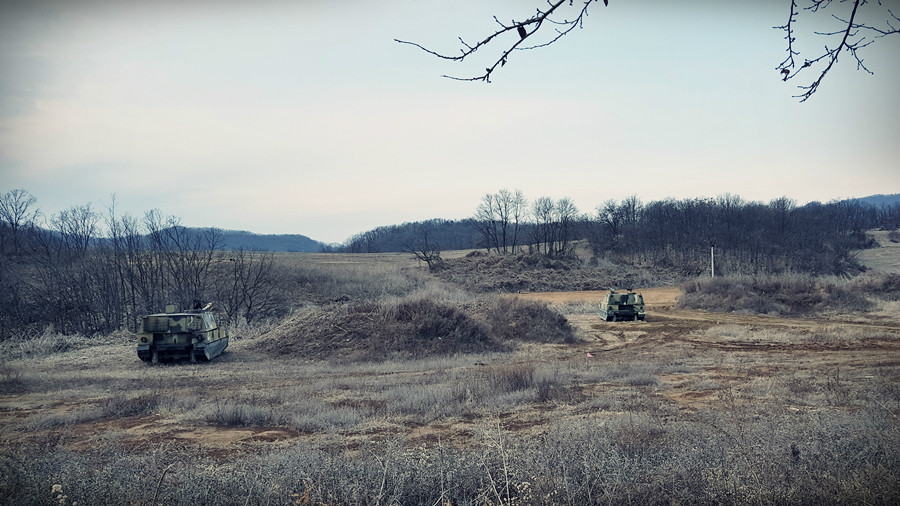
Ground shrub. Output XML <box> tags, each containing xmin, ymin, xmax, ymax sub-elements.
<box><xmin>0</xmin><ymin>363</ymin><xmax>25</xmax><ymax>394</ymax></box>
<box><xmin>680</xmin><ymin>274</ymin><xmax>873</xmax><ymax>316</ymax></box>
<box><xmin>849</xmin><ymin>273</ymin><xmax>900</xmax><ymax>300</ymax></box>
<box><xmin>205</xmin><ymin>398</ymin><xmax>283</xmax><ymax>427</ymax></box>
<box><xmin>0</xmin><ymin>326</ymin><xmax>96</xmax><ymax>360</ymax></box>
<box><xmin>393</xmin><ymin>298</ymin><xmax>487</xmax><ymax>346</ymax></box>
<box><xmin>481</xmin><ymin>363</ymin><xmax>536</xmax><ymax>392</ymax></box>
<box><xmin>483</xmin><ymin>298</ymin><xmax>575</xmax><ymax>344</ymax></box>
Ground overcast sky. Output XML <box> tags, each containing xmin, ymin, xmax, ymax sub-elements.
<box><xmin>1</xmin><ymin>0</ymin><xmax>898</xmax><ymax>244</ymax></box>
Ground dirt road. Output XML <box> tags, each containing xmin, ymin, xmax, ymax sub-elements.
<box><xmin>512</xmin><ymin>288</ymin><xmax>900</xmax><ymax>365</ymax></box>
<box><xmin>516</xmin><ymin>286</ymin><xmax>900</xmax><ymax>333</ymax></box>
<box><xmin>514</xmin><ymin>287</ymin><xmax>681</xmax><ymax>308</ymax></box>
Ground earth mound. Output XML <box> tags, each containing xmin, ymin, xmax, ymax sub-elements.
<box><xmin>251</xmin><ymin>296</ymin><xmax>574</xmax><ymax>361</ymax></box>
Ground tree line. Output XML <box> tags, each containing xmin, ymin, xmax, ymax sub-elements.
<box><xmin>0</xmin><ymin>190</ymin><xmax>286</xmax><ymax>340</ymax></box>
<box><xmin>338</xmin><ymin>219</ymin><xmax>482</xmax><ymax>254</ymax></box>
<box><xmin>588</xmin><ymin>194</ymin><xmax>888</xmax><ymax>275</ymax></box>
<box><xmin>343</xmin><ymin>189</ymin><xmax>899</xmax><ymax>276</ymax></box>
<box><xmin>4</xmin><ymin>187</ymin><xmax>897</xmax><ymax>339</ymax></box>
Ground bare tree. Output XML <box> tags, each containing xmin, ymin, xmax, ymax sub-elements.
<box><xmin>101</xmin><ymin>198</ymin><xmax>157</xmax><ymax>330</ymax></box>
<box><xmin>531</xmin><ymin>196</ymin><xmax>555</xmax><ymax>255</ymax></box>
<box><xmin>397</xmin><ymin>0</ymin><xmax>898</xmax><ymax>100</ymax></box>
<box><xmin>405</xmin><ymin>224</ymin><xmax>445</xmax><ymax>272</ymax></box>
<box><xmin>531</xmin><ymin>196</ymin><xmax>579</xmax><ymax>257</ymax></box>
<box><xmin>475</xmin><ymin>189</ymin><xmax>527</xmax><ymax>254</ymax></box>
<box><xmin>0</xmin><ymin>189</ymin><xmax>40</xmax><ymax>337</ymax></box>
<box><xmin>597</xmin><ymin>199</ymin><xmax>623</xmax><ymax>240</ymax></box>
<box><xmin>214</xmin><ymin>248</ymin><xmax>284</xmax><ymax>325</ymax></box>
<box><xmin>144</xmin><ymin>211</ymin><xmax>222</xmax><ymax>309</ymax></box>
<box><xmin>555</xmin><ymin>197</ymin><xmax>579</xmax><ymax>256</ymax></box>
<box><xmin>50</xmin><ymin>204</ymin><xmax>100</xmax><ymax>258</ymax></box>
<box><xmin>30</xmin><ymin>204</ymin><xmax>102</xmax><ymax>334</ymax></box>
<box><xmin>0</xmin><ymin>189</ymin><xmax>40</xmax><ymax>255</ymax></box>
<box><xmin>594</xmin><ymin>196</ymin><xmax>640</xmax><ymax>250</ymax></box>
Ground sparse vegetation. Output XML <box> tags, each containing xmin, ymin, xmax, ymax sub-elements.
<box><xmin>849</xmin><ymin>273</ymin><xmax>900</xmax><ymax>300</ymax></box>
<box><xmin>3</xmin><ymin>189</ymin><xmax>896</xmax><ymax>340</ymax></box>
<box><xmin>251</xmin><ymin>291</ymin><xmax>574</xmax><ymax>362</ymax></box>
<box><xmin>435</xmin><ymin>252</ymin><xmax>682</xmax><ymax>293</ymax></box>
<box><xmin>679</xmin><ymin>274</ymin><xmax>875</xmax><ymax>316</ymax></box>
<box><xmin>3</xmin><ymin>188</ymin><xmax>900</xmax><ymax>504</ymax></box>
<box><xmin>1</xmin><ymin>314</ymin><xmax>898</xmax><ymax>504</ymax></box>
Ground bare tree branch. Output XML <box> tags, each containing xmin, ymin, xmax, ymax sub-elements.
<box><xmin>776</xmin><ymin>0</ymin><xmax>899</xmax><ymax>102</ymax></box>
<box><xmin>395</xmin><ymin>0</ymin><xmax>604</xmax><ymax>83</ymax></box>
<box><xmin>775</xmin><ymin>0</ymin><xmax>800</xmax><ymax>74</ymax></box>
<box><xmin>398</xmin><ymin>0</ymin><xmax>897</xmax><ymax>101</ymax></box>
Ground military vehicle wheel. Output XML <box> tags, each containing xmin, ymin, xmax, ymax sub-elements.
<box><xmin>151</xmin><ymin>349</ymin><xmax>159</xmax><ymax>365</ymax></box>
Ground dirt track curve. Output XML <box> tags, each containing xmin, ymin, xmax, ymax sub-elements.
<box><xmin>513</xmin><ymin>287</ymin><xmax>900</xmax><ymax>356</ymax></box>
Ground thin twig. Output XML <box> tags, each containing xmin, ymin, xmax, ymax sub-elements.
<box><xmin>150</xmin><ymin>463</ymin><xmax>174</xmax><ymax>506</ymax></box>
<box><xmin>396</xmin><ymin>0</ymin><xmax>601</xmax><ymax>82</ymax></box>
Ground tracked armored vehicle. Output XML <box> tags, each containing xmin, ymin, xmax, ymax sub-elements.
<box><xmin>137</xmin><ymin>303</ymin><xmax>228</xmax><ymax>364</ymax></box>
<box><xmin>599</xmin><ymin>289</ymin><xmax>646</xmax><ymax>322</ymax></box>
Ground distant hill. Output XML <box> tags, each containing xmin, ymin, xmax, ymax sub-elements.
<box><xmin>854</xmin><ymin>193</ymin><xmax>900</xmax><ymax>208</ymax></box>
<box><xmin>339</xmin><ymin>219</ymin><xmax>482</xmax><ymax>253</ymax></box>
<box><xmin>215</xmin><ymin>229</ymin><xmax>326</xmax><ymax>252</ymax></box>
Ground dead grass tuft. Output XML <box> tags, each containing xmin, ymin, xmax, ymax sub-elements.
<box><xmin>0</xmin><ymin>326</ymin><xmax>97</xmax><ymax>360</ymax></box>
<box><xmin>204</xmin><ymin>398</ymin><xmax>283</xmax><ymax>427</ymax></box>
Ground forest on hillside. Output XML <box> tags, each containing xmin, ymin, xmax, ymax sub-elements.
<box><xmin>342</xmin><ymin>192</ymin><xmax>900</xmax><ymax>275</ymax></box>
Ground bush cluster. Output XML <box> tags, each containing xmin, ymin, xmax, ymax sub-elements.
<box><xmin>849</xmin><ymin>273</ymin><xmax>900</xmax><ymax>300</ymax></box>
<box><xmin>679</xmin><ymin>274</ymin><xmax>874</xmax><ymax>315</ymax></box>
<box><xmin>481</xmin><ymin>297</ymin><xmax>574</xmax><ymax>343</ymax></box>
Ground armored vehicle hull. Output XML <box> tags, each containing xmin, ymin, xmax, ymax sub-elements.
<box><xmin>599</xmin><ymin>289</ymin><xmax>646</xmax><ymax>322</ymax></box>
<box><xmin>137</xmin><ymin>304</ymin><xmax>228</xmax><ymax>363</ymax></box>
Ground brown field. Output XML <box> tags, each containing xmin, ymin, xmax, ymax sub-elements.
<box><xmin>2</xmin><ymin>251</ymin><xmax>899</xmax><ymax>504</ymax></box>
<box><xmin>857</xmin><ymin>229</ymin><xmax>900</xmax><ymax>274</ymax></box>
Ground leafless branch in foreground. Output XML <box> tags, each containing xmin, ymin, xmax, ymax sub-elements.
<box><xmin>775</xmin><ymin>0</ymin><xmax>900</xmax><ymax>102</ymax></box>
<box><xmin>395</xmin><ymin>0</ymin><xmax>606</xmax><ymax>83</ymax></box>
<box><xmin>397</xmin><ymin>0</ymin><xmax>897</xmax><ymax>100</ymax></box>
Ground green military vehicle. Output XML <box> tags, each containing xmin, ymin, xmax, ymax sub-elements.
<box><xmin>599</xmin><ymin>289</ymin><xmax>646</xmax><ymax>322</ymax></box>
<box><xmin>137</xmin><ymin>303</ymin><xmax>229</xmax><ymax>364</ymax></box>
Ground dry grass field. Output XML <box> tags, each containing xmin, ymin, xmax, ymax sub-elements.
<box><xmin>857</xmin><ymin>229</ymin><xmax>900</xmax><ymax>274</ymax></box>
<box><xmin>2</xmin><ymin>249</ymin><xmax>900</xmax><ymax>504</ymax></box>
